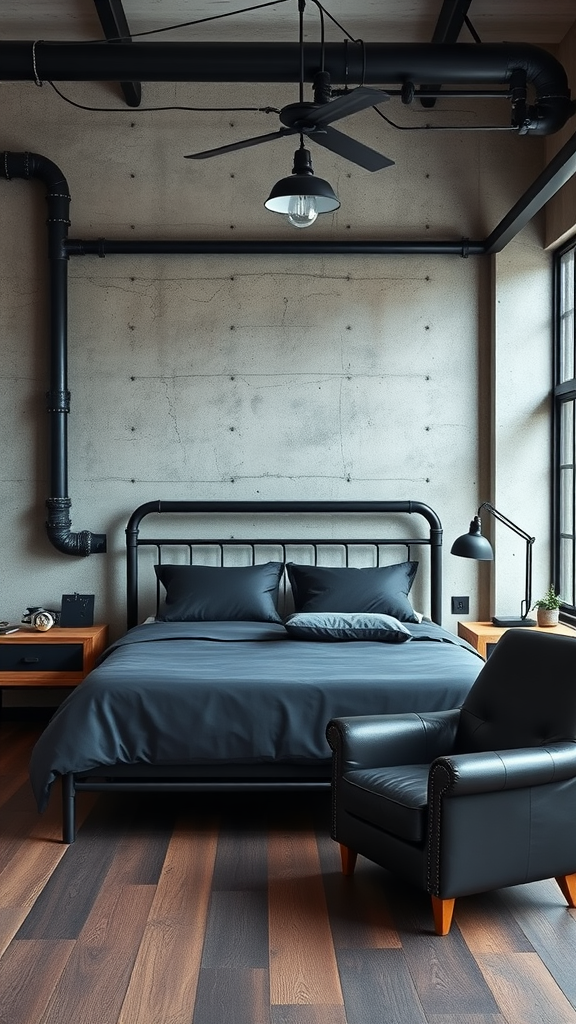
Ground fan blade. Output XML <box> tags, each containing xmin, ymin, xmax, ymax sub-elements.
<box><xmin>305</xmin><ymin>87</ymin><xmax>390</xmax><ymax>128</ymax></box>
<box><xmin>309</xmin><ymin>125</ymin><xmax>394</xmax><ymax>172</ymax></box>
<box><xmin>185</xmin><ymin>127</ymin><xmax>295</xmax><ymax>159</ymax></box>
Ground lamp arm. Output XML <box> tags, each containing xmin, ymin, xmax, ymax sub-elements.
<box><xmin>478</xmin><ymin>503</ymin><xmax>535</xmax><ymax>620</ymax></box>
<box><xmin>478</xmin><ymin>502</ymin><xmax>535</xmax><ymax>544</ymax></box>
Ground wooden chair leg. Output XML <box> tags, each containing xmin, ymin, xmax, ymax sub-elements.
<box><xmin>431</xmin><ymin>895</ymin><xmax>455</xmax><ymax>936</ymax></box>
<box><xmin>556</xmin><ymin>873</ymin><xmax>576</xmax><ymax>908</ymax></box>
<box><xmin>339</xmin><ymin>844</ymin><xmax>357</xmax><ymax>876</ymax></box>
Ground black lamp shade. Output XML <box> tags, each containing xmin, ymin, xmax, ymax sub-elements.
<box><xmin>265</xmin><ymin>147</ymin><xmax>340</xmax><ymax>216</ymax></box>
<box><xmin>450</xmin><ymin>517</ymin><xmax>494</xmax><ymax>560</ymax></box>
<box><xmin>264</xmin><ymin>174</ymin><xmax>340</xmax><ymax>213</ymax></box>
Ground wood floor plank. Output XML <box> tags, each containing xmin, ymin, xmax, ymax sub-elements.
<box><xmin>268</xmin><ymin>827</ymin><xmax>343</xmax><ymax>1007</ymax></box>
<box><xmin>455</xmin><ymin>891</ymin><xmax>534</xmax><ymax>953</ymax></box>
<box><xmin>38</xmin><ymin>885</ymin><xmax>156</xmax><ymax>1024</ymax></box>
<box><xmin>0</xmin><ymin>770</ymin><xmax>30</xmax><ymax>810</ymax></box>
<box><xmin>211</xmin><ymin>827</ymin><xmax>268</xmax><ymax>892</ymax></box>
<box><xmin>0</xmin><ymin>939</ymin><xmax>75</xmax><ymax>1024</ymax></box>
<box><xmin>0</xmin><ymin>727</ymin><xmax>42</xmax><ymax>774</ymax></box>
<box><xmin>0</xmin><ymin>795</ymin><xmax>81</xmax><ymax>954</ymax></box>
<box><xmin>316</xmin><ymin>831</ymin><xmax>401</xmax><ymax>949</ymax></box>
<box><xmin>500</xmin><ymin>879</ymin><xmax>576</xmax><ymax>1006</ymax></box>
<box><xmin>192</xmin><ymin>966</ymin><xmax>269</xmax><ymax>1024</ymax></box>
<box><xmin>94</xmin><ymin>798</ymin><xmax>173</xmax><ymax>888</ymax></box>
<box><xmin>15</xmin><ymin>800</ymin><xmax>131</xmax><ymax>939</ymax></box>
<box><xmin>476</xmin><ymin>951</ymin><xmax>576</xmax><ymax>1023</ymax></box>
<box><xmin>427</xmin><ymin>1016</ymin><xmax>506</xmax><ymax>1023</ymax></box>
<box><xmin>201</xmin><ymin>890</ymin><xmax>269</xmax><ymax>968</ymax></box>
<box><xmin>270</xmin><ymin>1004</ymin><xmax>347</xmax><ymax>1024</ymax></box>
<box><xmin>337</xmin><ymin>949</ymin><xmax>427</xmax><ymax>1024</ymax></box>
<box><xmin>383</xmin><ymin>873</ymin><xmax>501</xmax><ymax>1016</ymax></box>
<box><xmin>117</xmin><ymin>815</ymin><xmax>218</xmax><ymax>1024</ymax></box>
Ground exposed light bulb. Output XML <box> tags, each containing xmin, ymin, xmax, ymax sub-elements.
<box><xmin>286</xmin><ymin>194</ymin><xmax>318</xmax><ymax>229</ymax></box>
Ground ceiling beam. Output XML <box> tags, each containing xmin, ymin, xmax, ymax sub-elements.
<box><xmin>431</xmin><ymin>0</ymin><xmax>475</xmax><ymax>43</ymax></box>
<box><xmin>420</xmin><ymin>0</ymin><xmax>474</xmax><ymax>108</ymax></box>
<box><xmin>93</xmin><ymin>0</ymin><xmax>141</xmax><ymax>108</ymax></box>
<box><xmin>483</xmin><ymin>128</ymin><xmax>576</xmax><ymax>253</ymax></box>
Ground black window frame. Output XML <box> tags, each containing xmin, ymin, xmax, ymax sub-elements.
<box><xmin>553</xmin><ymin>238</ymin><xmax>576</xmax><ymax>625</ymax></box>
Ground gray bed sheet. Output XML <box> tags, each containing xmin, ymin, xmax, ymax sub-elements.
<box><xmin>29</xmin><ymin>620</ymin><xmax>483</xmax><ymax>810</ymax></box>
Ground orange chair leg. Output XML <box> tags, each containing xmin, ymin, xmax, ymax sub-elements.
<box><xmin>431</xmin><ymin>895</ymin><xmax>456</xmax><ymax>935</ymax></box>
<box><xmin>556</xmin><ymin>873</ymin><xmax>576</xmax><ymax>908</ymax></box>
<box><xmin>339</xmin><ymin>844</ymin><xmax>357</xmax><ymax>876</ymax></box>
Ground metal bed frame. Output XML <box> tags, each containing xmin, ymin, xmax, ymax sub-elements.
<box><xmin>62</xmin><ymin>499</ymin><xmax>443</xmax><ymax>842</ymax></box>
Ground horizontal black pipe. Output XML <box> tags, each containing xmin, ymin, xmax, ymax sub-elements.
<box><xmin>2</xmin><ymin>41</ymin><xmax>573</xmax><ymax>134</ymax></box>
<box><xmin>1</xmin><ymin>151</ymin><xmax>107</xmax><ymax>556</ymax></box>
<box><xmin>66</xmin><ymin>238</ymin><xmax>485</xmax><ymax>257</ymax></box>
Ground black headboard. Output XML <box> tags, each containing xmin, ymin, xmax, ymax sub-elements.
<box><xmin>125</xmin><ymin>500</ymin><xmax>443</xmax><ymax>630</ymax></box>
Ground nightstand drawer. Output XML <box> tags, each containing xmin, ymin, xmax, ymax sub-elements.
<box><xmin>0</xmin><ymin>643</ymin><xmax>84</xmax><ymax>673</ymax></box>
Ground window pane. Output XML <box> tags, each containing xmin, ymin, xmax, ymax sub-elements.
<box><xmin>560</xmin><ymin>536</ymin><xmax>574</xmax><ymax>607</ymax></box>
<box><xmin>560</xmin><ymin>251</ymin><xmax>575</xmax><ymax>382</ymax></box>
<box><xmin>560</xmin><ymin>466</ymin><xmax>574</xmax><ymax>536</ymax></box>
<box><xmin>560</xmin><ymin>400</ymin><xmax>575</xmax><ymax>466</ymax></box>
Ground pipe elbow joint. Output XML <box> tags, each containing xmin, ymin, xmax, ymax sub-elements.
<box><xmin>45</xmin><ymin>498</ymin><xmax>107</xmax><ymax>556</ymax></box>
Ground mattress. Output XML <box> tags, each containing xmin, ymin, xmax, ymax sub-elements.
<box><xmin>29</xmin><ymin>619</ymin><xmax>483</xmax><ymax>810</ymax></box>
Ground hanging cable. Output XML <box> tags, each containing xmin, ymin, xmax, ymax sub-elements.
<box><xmin>75</xmin><ymin>0</ymin><xmax>293</xmax><ymax>45</ymax></box>
<box><xmin>45</xmin><ymin>80</ymin><xmax>280</xmax><ymax>115</ymax></box>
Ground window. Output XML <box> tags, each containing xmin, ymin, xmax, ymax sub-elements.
<box><xmin>554</xmin><ymin>243</ymin><xmax>576</xmax><ymax>620</ymax></box>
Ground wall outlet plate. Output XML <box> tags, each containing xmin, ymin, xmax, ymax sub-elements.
<box><xmin>451</xmin><ymin>596</ymin><xmax>470</xmax><ymax>615</ymax></box>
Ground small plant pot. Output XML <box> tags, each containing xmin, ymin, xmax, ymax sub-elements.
<box><xmin>536</xmin><ymin>608</ymin><xmax>559</xmax><ymax>627</ymax></box>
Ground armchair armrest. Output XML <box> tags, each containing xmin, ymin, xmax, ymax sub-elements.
<box><xmin>326</xmin><ymin>709</ymin><xmax>461</xmax><ymax>773</ymax></box>
<box><xmin>430</xmin><ymin>741</ymin><xmax>576</xmax><ymax>798</ymax></box>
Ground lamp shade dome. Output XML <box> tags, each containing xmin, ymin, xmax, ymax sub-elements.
<box><xmin>451</xmin><ymin>517</ymin><xmax>494</xmax><ymax>560</ymax></box>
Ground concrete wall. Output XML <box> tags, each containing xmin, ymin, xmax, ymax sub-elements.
<box><xmin>0</xmin><ymin>76</ymin><xmax>554</xmax><ymax>698</ymax></box>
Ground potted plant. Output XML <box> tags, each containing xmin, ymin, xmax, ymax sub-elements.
<box><xmin>533</xmin><ymin>585</ymin><xmax>561</xmax><ymax>627</ymax></box>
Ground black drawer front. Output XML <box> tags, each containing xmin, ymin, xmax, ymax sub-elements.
<box><xmin>0</xmin><ymin>644</ymin><xmax>84</xmax><ymax>672</ymax></box>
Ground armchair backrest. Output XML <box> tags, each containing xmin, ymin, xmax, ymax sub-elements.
<box><xmin>455</xmin><ymin>629</ymin><xmax>576</xmax><ymax>753</ymax></box>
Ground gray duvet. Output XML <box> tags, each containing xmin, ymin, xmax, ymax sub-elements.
<box><xmin>29</xmin><ymin>620</ymin><xmax>483</xmax><ymax>810</ymax></box>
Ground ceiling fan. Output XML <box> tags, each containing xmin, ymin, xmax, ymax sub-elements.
<box><xmin>184</xmin><ymin>72</ymin><xmax>394</xmax><ymax>172</ymax></box>
<box><xmin>184</xmin><ymin>0</ymin><xmax>394</xmax><ymax>173</ymax></box>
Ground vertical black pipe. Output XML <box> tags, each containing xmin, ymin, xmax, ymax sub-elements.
<box><xmin>2</xmin><ymin>151</ymin><xmax>106</xmax><ymax>555</ymax></box>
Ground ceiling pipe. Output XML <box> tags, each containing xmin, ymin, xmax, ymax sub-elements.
<box><xmin>1</xmin><ymin>40</ymin><xmax>573</xmax><ymax>135</ymax></box>
<box><xmin>1</xmin><ymin>151</ymin><xmax>107</xmax><ymax>557</ymax></box>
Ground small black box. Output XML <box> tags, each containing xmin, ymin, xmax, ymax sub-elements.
<box><xmin>60</xmin><ymin>593</ymin><xmax>95</xmax><ymax>627</ymax></box>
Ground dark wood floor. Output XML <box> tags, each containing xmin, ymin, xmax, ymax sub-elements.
<box><xmin>2</xmin><ymin>720</ymin><xmax>576</xmax><ymax>1024</ymax></box>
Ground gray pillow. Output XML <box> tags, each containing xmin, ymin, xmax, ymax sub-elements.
<box><xmin>286</xmin><ymin>561</ymin><xmax>419</xmax><ymax>623</ymax></box>
<box><xmin>155</xmin><ymin>562</ymin><xmax>284</xmax><ymax>623</ymax></box>
<box><xmin>284</xmin><ymin>611</ymin><xmax>413</xmax><ymax>642</ymax></box>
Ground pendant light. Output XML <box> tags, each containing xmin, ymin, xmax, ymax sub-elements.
<box><xmin>264</xmin><ymin>0</ymin><xmax>339</xmax><ymax>228</ymax></box>
<box><xmin>264</xmin><ymin>142</ymin><xmax>340</xmax><ymax>228</ymax></box>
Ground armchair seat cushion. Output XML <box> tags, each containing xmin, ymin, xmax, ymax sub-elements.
<box><xmin>342</xmin><ymin>765</ymin><xmax>429</xmax><ymax>843</ymax></box>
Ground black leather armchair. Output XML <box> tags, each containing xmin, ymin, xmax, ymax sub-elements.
<box><xmin>326</xmin><ymin>628</ymin><xmax>576</xmax><ymax>934</ymax></box>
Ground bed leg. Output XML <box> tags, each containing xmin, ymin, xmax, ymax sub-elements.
<box><xmin>62</xmin><ymin>773</ymin><xmax>76</xmax><ymax>844</ymax></box>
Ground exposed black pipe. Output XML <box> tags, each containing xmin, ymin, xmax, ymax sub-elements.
<box><xmin>2</xmin><ymin>41</ymin><xmax>573</xmax><ymax>135</ymax></box>
<box><xmin>66</xmin><ymin>238</ymin><xmax>484</xmax><ymax>257</ymax></box>
<box><xmin>1</xmin><ymin>151</ymin><xmax>107</xmax><ymax>556</ymax></box>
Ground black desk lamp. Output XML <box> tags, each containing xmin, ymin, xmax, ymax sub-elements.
<box><xmin>451</xmin><ymin>501</ymin><xmax>536</xmax><ymax>627</ymax></box>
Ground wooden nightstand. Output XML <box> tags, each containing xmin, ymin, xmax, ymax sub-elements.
<box><xmin>0</xmin><ymin>624</ymin><xmax>109</xmax><ymax>703</ymax></box>
<box><xmin>457</xmin><ymin>620</ymin><xmax>576</xmax><ymax>659</ymax></box>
